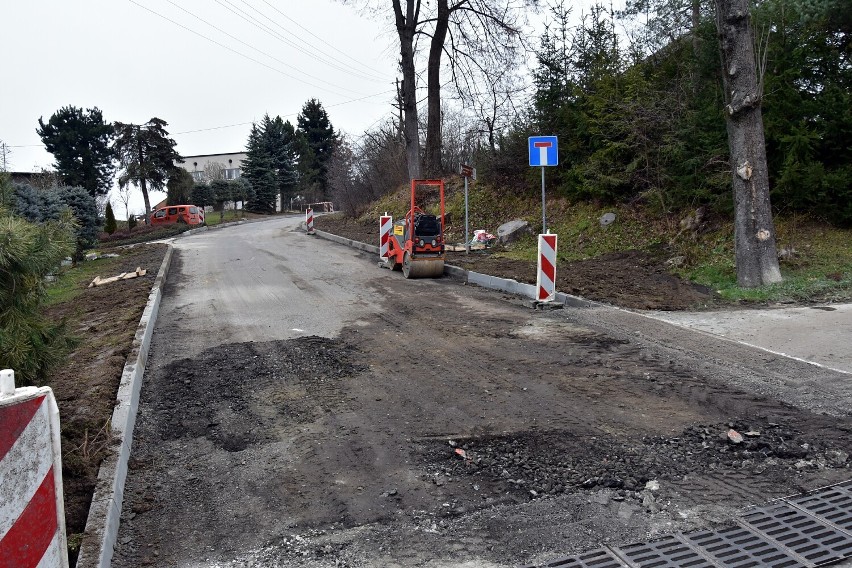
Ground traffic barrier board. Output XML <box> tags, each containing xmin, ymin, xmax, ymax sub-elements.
<box><xmin>536</xmin><ymin>233</ymin><xmax>558</xmax><ymax>302</ymax></box>
<box><xmin>306</xmin><ymin>208</ymin><xmax>315</xmax><ymax>235</ymax></box>
<box><xmin>0</xmin><ymin>369</ymin><xmax>69</xmax><ymax>568</ymax></box>
<box><xmin>380</xmin><ymin>215</ymin><xmax>393</xmax><ymax>258</ymax></box>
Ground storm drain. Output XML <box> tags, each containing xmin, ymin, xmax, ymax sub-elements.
<box><xmin>616</xmin><ymin>534</ymin><xmax>716</xmax><ymax>567</ymax></box>
<box><xmin>685</xmin><ymin>525</ymin><xmax>804</xmax><ymax>567</ymax></box>
<box><xmin>522</xmin><ymin>481</ymin><xmax>852</xmax><ymax>568</ymax></box>
<box><xmin>740</xmin><ymin>502</ymin><xmax>852</xmax><ymax>565</ymax></box>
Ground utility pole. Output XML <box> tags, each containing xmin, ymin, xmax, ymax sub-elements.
<box><xmin>0</xmin><ymin>141</ymin><xmax>10</xmax><ymax>172</ymax></box>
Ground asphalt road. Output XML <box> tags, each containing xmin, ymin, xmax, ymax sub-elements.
<box><xmin>112</xmin><ymin>215</ymin><xmax>852</xmax><ymax>568</ymax></box>
<box><xmin>153</xmin><ymin>214</ymin><xmax>383</xmax><ymax>357</ymax></box>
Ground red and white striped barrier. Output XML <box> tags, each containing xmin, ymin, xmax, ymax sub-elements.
<box><xmin>536</xmin><ymin>233</ymin><xmax>558</xmax><ymax>302</ymax></box>
<box><xmin>0</xmin><ymin>369</ymin><xmax>69</xmax><ymax>568</ymax></box>
<box><xmin>306</xmin><ymin>208</ymin><xmax>315</xmax><ymax>235</ymax></box>
<box><xmin>379</xmin><ymin>214</ymin><xmax>392</xmax><ymax>258</ymax></box>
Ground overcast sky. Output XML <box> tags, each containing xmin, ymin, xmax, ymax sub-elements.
<box><xmin>3</xmin><ymin>0</ymin><xmax>403</xmax><ymax>172</ymax></box>
<box><xmin>2</xmin><ymin>0</ymin><xmax>610</xmax><ymax>215</ymax></box>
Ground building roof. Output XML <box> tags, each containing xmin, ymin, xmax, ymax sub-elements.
<box><xmin>178</xmin><ymin>151</ymin><xmax>246</xmax><ymax>160</ymax></box>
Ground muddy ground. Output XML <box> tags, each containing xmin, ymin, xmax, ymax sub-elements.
<box><xmin>42</xmin><ymin>243</ymin><xmax>168</xmax><ymax>562</ymax></box>
<box><xmin>109</xmin><ymin>230</ymin><xmax>852</xmax><ymax>567</ymax></box>
<box><xmin>314</xmin><ymin>215</ymin><xmax>713</xmax><ymax>310</ymax></box>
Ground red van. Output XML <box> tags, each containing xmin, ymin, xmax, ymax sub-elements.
<box><xmin>150</xmin><ymin>205</ymin><xmax>205</xmax><ymax>226</ymax></box>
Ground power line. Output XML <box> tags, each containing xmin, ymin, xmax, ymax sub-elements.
<box><xmin>253</xmin><ymin>0</ymin><xmax>390</xmax><ymax>82</ymax></box>
<box><xmin>5</xmin><ymin>88</ymin><xmax>395</xmax><ymax>150</ymax></box>
<box><xmin>214</xmin><ymin>0</ymin><xmax>386</xmax><ymax>84</ymax></box>
<box><xmin>162</xmin><ymin>0</ymin><xmax>372</xmax><ymax>97</ymax></box>
<box><xmin>173</xmin><ymin>89</ymin><xmax>395</xmax><ymax>135</ymax></box>
<box><xmin>127</xmin><ymin>0</ymin><xmax>354</xmax><ymax>99</ymax></box>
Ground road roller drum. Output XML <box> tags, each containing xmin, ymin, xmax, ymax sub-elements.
<box><xmin>385</xmin><ymin>180</ymin><xmax>446</xmax><ymax>279</ymax></box>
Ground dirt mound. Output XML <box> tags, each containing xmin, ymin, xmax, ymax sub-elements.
<box><xmin>315</xmin><ymin>216</ymin><xmax>713</xmax><ymax>310</ymax></box>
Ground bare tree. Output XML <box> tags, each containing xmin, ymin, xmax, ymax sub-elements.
<box><xmin>327</xmin><ymin>137</ymin><xmax>361</xmax><ymax>216</ymax></box>
<box><xmin>465</xmin><ymin>66</ymin><xmax>528</xmax><ymax>153</ymax></box>
<box><xmin>422</xmin><ymin>1</ymin><xmax>534</xmax><ymax>175</ymax></box>
<box><xmin>389</xmin><ymin>0</ymin><xmax>423</xmax><ymax>180</ymax></box>
<box><xmin>714</xmin><ymin>0</ymin><xmax>781</xmax><ymax>287</ymax></box>
<box><xmin>115</xmin><ymin>183</ymin><xmax>133</xmax><ymax>224</ymax></box>
<box><xmin>344</xmin><ymin>0</ymin><xmax>535</xmax><ymax>178</ymax></box>
<box><xmin>204</xmin><ymin>161</ymin><xmax>227</xmax><ymax>182</ymax></box>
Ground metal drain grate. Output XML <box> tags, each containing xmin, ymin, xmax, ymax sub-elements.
<box><xmin>740</xmin><ymin>501</ymin><xmax>852</xmax><ymax>565</ymax></box>
<box><xmin>543</xmin><ymin>548</ymin><xmax>627</xmax><ymax>568</ymax></box>
<box><xmin>519</xmin><ymin>482</ymin><xmax>852</xmax><ymax>568</ymax></box>
<box><xmin>615</xmin><ymin>534</ymin><xmax>717</xmax><ymax>567</ymax></box>
<box><xmin>786</xmin><ymin>484</ymin><xmax>852</xmax><ymax>534</ymax></box>
<box><xmin>684</xmin><ymin>524</ymin><xmax>803</xmax><ymax>567</ymax></box>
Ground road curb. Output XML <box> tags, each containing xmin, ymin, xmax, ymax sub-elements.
<box><xmin>75</xmin><ymin>244</ymin><xmax>173</xmax><ymax>568</ymax></box>
<box><xmin>313</xmin><ymin>229</ymin><xmax>595</xmax><ymax>308</ymax></box>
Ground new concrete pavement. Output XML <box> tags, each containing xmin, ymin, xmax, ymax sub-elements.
<box><xmin>645</xmin><ymin>303</ymin><xmax>852</xmax><ymax>375</ymax></box>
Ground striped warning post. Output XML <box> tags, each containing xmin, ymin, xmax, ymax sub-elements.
<box><xmin>0</xmin><ymin>370</ymin><xmax>69</xmax><ymax>568</ymax></box>
<box><xmin>379</xmin><ymin>214</ymin><xmax>393</xmax><ymax>258</ymax></box>
<box><xmin>306</xmin><ymin>208</ymin><xmax>315</xmax><ymax>235</ymax></box>
<box><xmin>536</xmin><ymin>233</ymin><xmax>558</xmax><ymax>302</ymax></box>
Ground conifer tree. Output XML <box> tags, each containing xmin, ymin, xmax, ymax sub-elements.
<box><xmin>113</xmin><ymin>118</ymin><xmax>182</xmax><ymax>221</ymax></box>
<box><xmin>104</xmin><ymin>201</ymin><xmax>117</xmax><ymax>234</ymax></box>
<box><xmin>37</xmin><ymin>106</ymin><xmax>115</xmax><ymax>198</ymax></box>
<box><xmin>0</xmin><ymin>207</ymin><xmax>77</xmax><ymax>385</ymax></box>
<box><xmin>297</xmin><ymin>99</ymin><xmax>337</xmax><ymax>199</ymax></box>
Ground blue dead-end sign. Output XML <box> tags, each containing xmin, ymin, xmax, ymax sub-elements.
<box><xmin>529</xmin><ymin>136</ymin><xmax>558</xmax><ymax>167</ymax></box>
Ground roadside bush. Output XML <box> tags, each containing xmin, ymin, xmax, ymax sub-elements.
<box><xmin>191</xmin><ymin>183</ymin><xmax>215</xmax><ymax>209</ymax></box>
<box><xmin>98</xmin><ymin>222</ymin><xmax>188</xmax><ymax>246</ymax></box>
<box><xmin>0</xmin><ymin>207</ymin><xmax>78</xmax><ymax>386</ymax></box>
<box><xmin>11</xmin><ymin>183</ymin><xmax>99</xmax><ymax>260</ymax></box>
<box><xmin>55</xmin><ymin>186</ymin><xmax>99</xmax><ymax>261</ymax></box>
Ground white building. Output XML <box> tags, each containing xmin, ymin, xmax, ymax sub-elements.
<box><xmin>174</xmin><ymin>151</ymin><xmax>285</xmax><ymax>212</ymax></box>
<box><xmin>176</xmin><ymin>152</ymin><xmax>246</xmax><ymax>183</ymax></box>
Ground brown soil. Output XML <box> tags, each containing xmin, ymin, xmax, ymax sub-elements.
<box><xmin>314</xmin><ymin>215</ymin><xmax>714</xmax><ymax>310</ymax></box>
<box><xmin>41</xmin><ymin>243</ymin><xmax>168</xmax><ymax>562</ymax></box>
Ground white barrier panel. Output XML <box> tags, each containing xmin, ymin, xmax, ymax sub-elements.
<box><xmin>536</xmin><ymin>233</ymin><xmax>558</xmax><ymax>302</ymax></box>
<box><xmin>379</xmin><ymin>215</ymin><xmax>392</xmax><ymax>258</ymax></box>
<box><xmin>0</xmin><ymin>369</ymin><xmax>69</xmax><ymax>568</ymax></box>
<box><xmin>306</xmin><ymin>208</ymin><xmax>315</xmax><ymax>235</ymax></box>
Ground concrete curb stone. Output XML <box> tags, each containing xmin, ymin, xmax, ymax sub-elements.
<box><xmin>75</xmin><ymin>245</ymin><xmax>173</xmax><ymax>568</ymax></box>
<box><xmin>313</xmin><ymin>229</ymin><xmax>595</xmax><ymax>309</ymax></box>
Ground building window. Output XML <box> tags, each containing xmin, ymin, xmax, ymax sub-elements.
<box><xmin>191</xmin><ymin>171</ymin><xmax>205</xmax><ymax>182</ymax></box>
<box><xmin>224</xmin><ymin>168</ymin><xmax>241</xmax><ymax>180</ymax></box>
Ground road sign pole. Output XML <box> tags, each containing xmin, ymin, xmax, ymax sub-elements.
<box><xmin>541</xmin><ymin>166</ymin><xmax>546</xmax><ymax>234</ymax></box>
<box><xmin>464</xmin><ymin>175</ymin><xmax>470</xmax><ymax>254</ymax></box>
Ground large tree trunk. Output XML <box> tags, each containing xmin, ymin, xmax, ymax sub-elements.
<box><xmin>138</xmin><ymin>137</ymin><xmax>152</xmax><ymax>221</ymax></box>
<box><xmin>393</xmin><ymin>0</ymin><xmax>422</xmax><ymax>180</ymax></box>
<box><xmin>715</xmin><ymin>0</ymin><xmax>782</xmax><ymax>287</ymax></box>
<box><xmin>424</xmin><ymin>0</ymin><xmax>450</xmax><ymax>176</ymax></box>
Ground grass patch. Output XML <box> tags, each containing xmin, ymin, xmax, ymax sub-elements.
<box><xmin>203</xmin><ymin>209</ymin><xmax>253</xmax><ymax>226</ymax></box>
<box><xmin>45</xmin><ymin>256</ymin><xmax>127</xmax><ymax>306</ymax></box>
<box><xmin>359</xmin><ymin>181</ymin><xmax>852</xmax><ymax>305</ymax></box>
<box><xmin>679</xmin><ymin>217</ymin><xmax>852</xmax><ymax>304</ymax></box>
